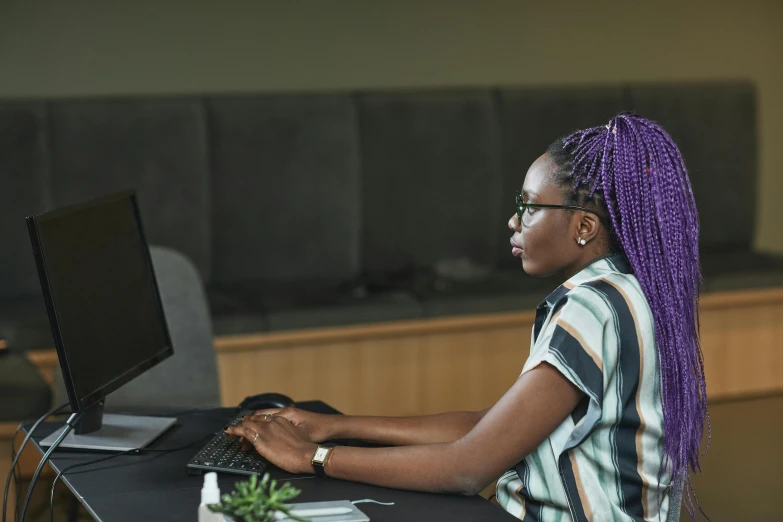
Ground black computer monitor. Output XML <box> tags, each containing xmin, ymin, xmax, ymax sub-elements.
<box><xmin>27</xmin><ymin>190</ymin><xmax>177</xmax><ymax>450</ymax></box>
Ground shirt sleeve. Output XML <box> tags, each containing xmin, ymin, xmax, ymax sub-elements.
<box><xmin>522</xmin><ymin>285</ymin><xmax>615</xmax><ymax>452</ymax></box>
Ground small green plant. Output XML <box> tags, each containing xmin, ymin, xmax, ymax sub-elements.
<box><xmin>208</xmin><ymin>473</ymin><xmax>305</xmax><ymax>522</ymax></box>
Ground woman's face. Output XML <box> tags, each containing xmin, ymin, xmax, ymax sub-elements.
<box><xmin>508</xmin><ymin>153</ymin><xmax>581</xmax><ymax>277</ymax></box>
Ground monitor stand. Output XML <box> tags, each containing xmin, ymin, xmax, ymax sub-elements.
<box><xmin>40</xmin><ymin>400</ymin><xmax>176</xmax><ymax>452</ymax></box>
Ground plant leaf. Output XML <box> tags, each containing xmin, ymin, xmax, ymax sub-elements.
<box><xmin>209</xmin><ymin>473</ymin><xmax>301</xmax><ymax>522</ymax></box>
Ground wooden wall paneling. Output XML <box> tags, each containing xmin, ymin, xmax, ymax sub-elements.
<box><xmin>353</xmin><ymin>337</ymin><xmax>422</xmax><ymax>417</ymax></box>
<box><xmin>217</xmin><ymin>336</ymin><xmax>425</xmax><ymax>417</ymax></box>
<box><xmin>699</xmin><ymin>306</ymin><xmax>729</xmax><ymax>399</ymax></box>
<box><xmin>216</xmin><ymin>315</ymin><xmax>536</xmax><ymax>417</ymax></box>
<box><xmin>418</xmin><ymin>325</ymin><xmax>531</xmax><ymax>415</ymax></box>
<box><xmin>22</xmin><ymin>288</ymin><xmax>783</xmax><ymax>418</ymax></box>
<box><xmin>700</xmin><ymin>300</ymin><xmax>783</xmax><ymax>400</ymax></box>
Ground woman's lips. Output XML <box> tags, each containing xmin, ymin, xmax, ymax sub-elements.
<box><xmin>510</xmin><ymin>239</ymin><xmax>523</xmax><ymax>257</ymax></box>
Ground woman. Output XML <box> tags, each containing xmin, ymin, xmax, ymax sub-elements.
<box><xmin>226</xmin><ymin>112</ymin><xmax>708</xmax><ymax>521</ymax></box>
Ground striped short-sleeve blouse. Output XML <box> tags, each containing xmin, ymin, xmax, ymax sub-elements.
<box><xmin>497</xmin><ymin>253</ymin><xmax>673</xmax><ymax>522</ymax></box>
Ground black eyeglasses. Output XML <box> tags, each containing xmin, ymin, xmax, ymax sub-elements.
<box><xmin>515</xmin><ymin>189</ymin><xmax>604</xmax><ymax>224</ymax></box>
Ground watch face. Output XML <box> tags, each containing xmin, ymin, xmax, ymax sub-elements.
<box><xmin>314</xmin><ymin>447</ymin><xmax>329</xmax><ymax>461</ymax></box>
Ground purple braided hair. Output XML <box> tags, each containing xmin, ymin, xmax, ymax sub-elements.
<box><xmin>548</xmin><ymin>112</ymin><xmax>708</xmax><ymax>519</ymax></box>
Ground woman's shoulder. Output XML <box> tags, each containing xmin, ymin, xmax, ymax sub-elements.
<box><xmin>559</xmin><ymin>272</ymin><xmax>649</xmax><ymax>323</ymax></box>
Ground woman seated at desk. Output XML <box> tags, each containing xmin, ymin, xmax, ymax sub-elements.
<box><xmin>226</xmin><ymin>113</ymin><xmax>708</xmax><ymax>522</ymax></box>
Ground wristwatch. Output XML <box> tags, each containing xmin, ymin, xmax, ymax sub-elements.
<box><xmin>311</xmin><ymin>444</ymin><xmax>335</xmax><ymax>477</ymax></box>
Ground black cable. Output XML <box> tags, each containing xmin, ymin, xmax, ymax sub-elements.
<box><xmin>18</xmin><ymin>411</ymin><xmax>83</xmax><ymax>522</ymax></box>
<box><xmin>10</xmin><ymin>408</ymin><xmax>60</xmax><ymax>519</ymax></box>
<box><xmin>9</xmin><ymin>352</ymin><xmax>60</xmax><ymax>519</ymax></box>
<box><xmin>3</xmin><ymin>402</ymin><xmax>70</xmax><ymax>522</ymax></box>
<box><xmin>48</xmin><ymin>433</ymin><xmax>213</xmax><ymax>522</ymax></box>
<box><xmin>10</xmin><ymin>406</ymin><xmax>71</xmax><ymax>522</ymax></box>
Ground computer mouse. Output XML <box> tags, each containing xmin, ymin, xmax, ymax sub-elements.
<box><xmin>238</xmin><ymin>392</ymin><xmax>295</xmax><ymax>411</ymax></box>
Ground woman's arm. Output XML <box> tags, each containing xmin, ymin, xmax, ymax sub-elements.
<box><xmin>230</xmin><ymin>362</ymin><xmax>584</xmax><ymax>496</ymax></box>
<box><xmin>329</xmin><ymin>410</ymin><xmax>489</xmax><ymax>446</ymax></box>
<box><xmin>248</xmin><ymin>408</ymin><xmax>489</xmax><ymax>446</ymax></box>
<box><xmin>322</xmin><ymin>363</ymin><xmax>583</xmax><ymax>495</ymax></box>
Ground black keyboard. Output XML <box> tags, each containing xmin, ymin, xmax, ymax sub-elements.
<box><xmin>186</xmin><ymin>411</ymin><xmax>268</xmax><ymax>476</ymax></box>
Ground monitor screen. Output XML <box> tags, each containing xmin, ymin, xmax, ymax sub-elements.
<box><xmin>27</xmin><ymin>191</ymin><xmax>173</xmax><ymax>411</ymax></box>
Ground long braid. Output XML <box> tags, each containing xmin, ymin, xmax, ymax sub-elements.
<box><xmin>547</xmin><ymin>112</ymin><xmax>708</xmax><ymax>519</ymax></box>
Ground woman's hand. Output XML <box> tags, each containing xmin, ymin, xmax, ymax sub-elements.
<box><xmin>225</xmin><ymin>415</ymin><xmax>317</xmax><ymax>475</ymax></box>
<box><xmin>245</xmin><ymin>407</ymin><xmax>338</xmax><ymax>444</ymax></box>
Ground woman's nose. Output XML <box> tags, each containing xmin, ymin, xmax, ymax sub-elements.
<box><xmin>508</xmin><ymin>213</ymin><xmax>521</xmax><ymax>231</ymax></box>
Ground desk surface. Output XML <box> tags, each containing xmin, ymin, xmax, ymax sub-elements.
<box><xmin>29</xmin><ymin>402</ymin><xmax>516</xmax><ymax>522</ymax></box>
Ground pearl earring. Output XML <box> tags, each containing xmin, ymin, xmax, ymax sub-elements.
<box><xmin>577</xmin><ymin>237</ymin><xmax>587</xmax><ymax>246</ymax></box>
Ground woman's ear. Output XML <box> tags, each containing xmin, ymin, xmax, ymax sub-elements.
<box><xmin>575</xmin><ymin>212</ymin><xmax>601</xmax><ymax>245</ymax></box>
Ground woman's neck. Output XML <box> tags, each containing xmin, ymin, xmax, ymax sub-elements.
<box><xmin>561</xmin><ymin>250</ymin><xmax>619</xmax><ymax>280</ymax></box>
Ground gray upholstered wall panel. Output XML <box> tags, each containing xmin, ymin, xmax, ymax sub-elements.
<box><xmin>0</xmin><ymin>101</ymin><xmax>51</xmax><ymax>297</ymax></box>
<box><xmin>208</xmin><ymin>94</ymin><xmax>361</xmax><ymax>284</ymax></box>
<box><xmin>497</xmin><ymin>86</ymin><xmax>626</xmax><ymax>268</ymax></box>
<box><xmin>359</xmin><ymin>90</ymin><xmax>503</xmax><ymax>274</ymax></box>
<box><xmin>48</xmin><ymin>98</ymin><xmax>212</xmax><ymax>279</ymax></box>
<box><xmin>627</xmin><ymin>82</ymin><xmax>757</xmax><ymax>249</ymax></box>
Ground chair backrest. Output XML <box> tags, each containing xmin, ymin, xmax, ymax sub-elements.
<box><xmin>54</xmin><ymin>245</ymin><xmax>221</xmax><ymax>412</ymax></box>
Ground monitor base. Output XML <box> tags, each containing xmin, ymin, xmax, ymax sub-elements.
<box><xmin>40</xmin><ymin>414</ymin><xmax>176</xmax><ymax>452</ymax></box>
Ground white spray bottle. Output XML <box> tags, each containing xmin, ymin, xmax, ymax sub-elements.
<box><xmin>199</xmin><ymin>472</ymin><xmax>225</xmax><ymax>521</ymax></box>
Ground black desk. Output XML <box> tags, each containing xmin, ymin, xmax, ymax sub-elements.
<box><xmin>28</xmin><ymin>402</ymin><xmax>516</xmax><ymax>521</ymax></box>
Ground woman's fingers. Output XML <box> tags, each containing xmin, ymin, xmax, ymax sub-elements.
<box><xmin>229</xmin><ymin>414</ymin><xmax>280</xmax><ymax>450</ymax></box>
<box><xmin>240</xmin><ymin>415</ymin><xmax>278</xmax><ymax>453</ymax></box>
<box><xmin>228</xmin><ymin>421</ymin><xmax>266</xmax><ymax>452</ymax></box>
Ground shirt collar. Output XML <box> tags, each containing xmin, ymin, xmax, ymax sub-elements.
<box><xmin>538</xmin><ymin>252</ymin><xmax>632</xmax><ymax>309</ymax></box>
